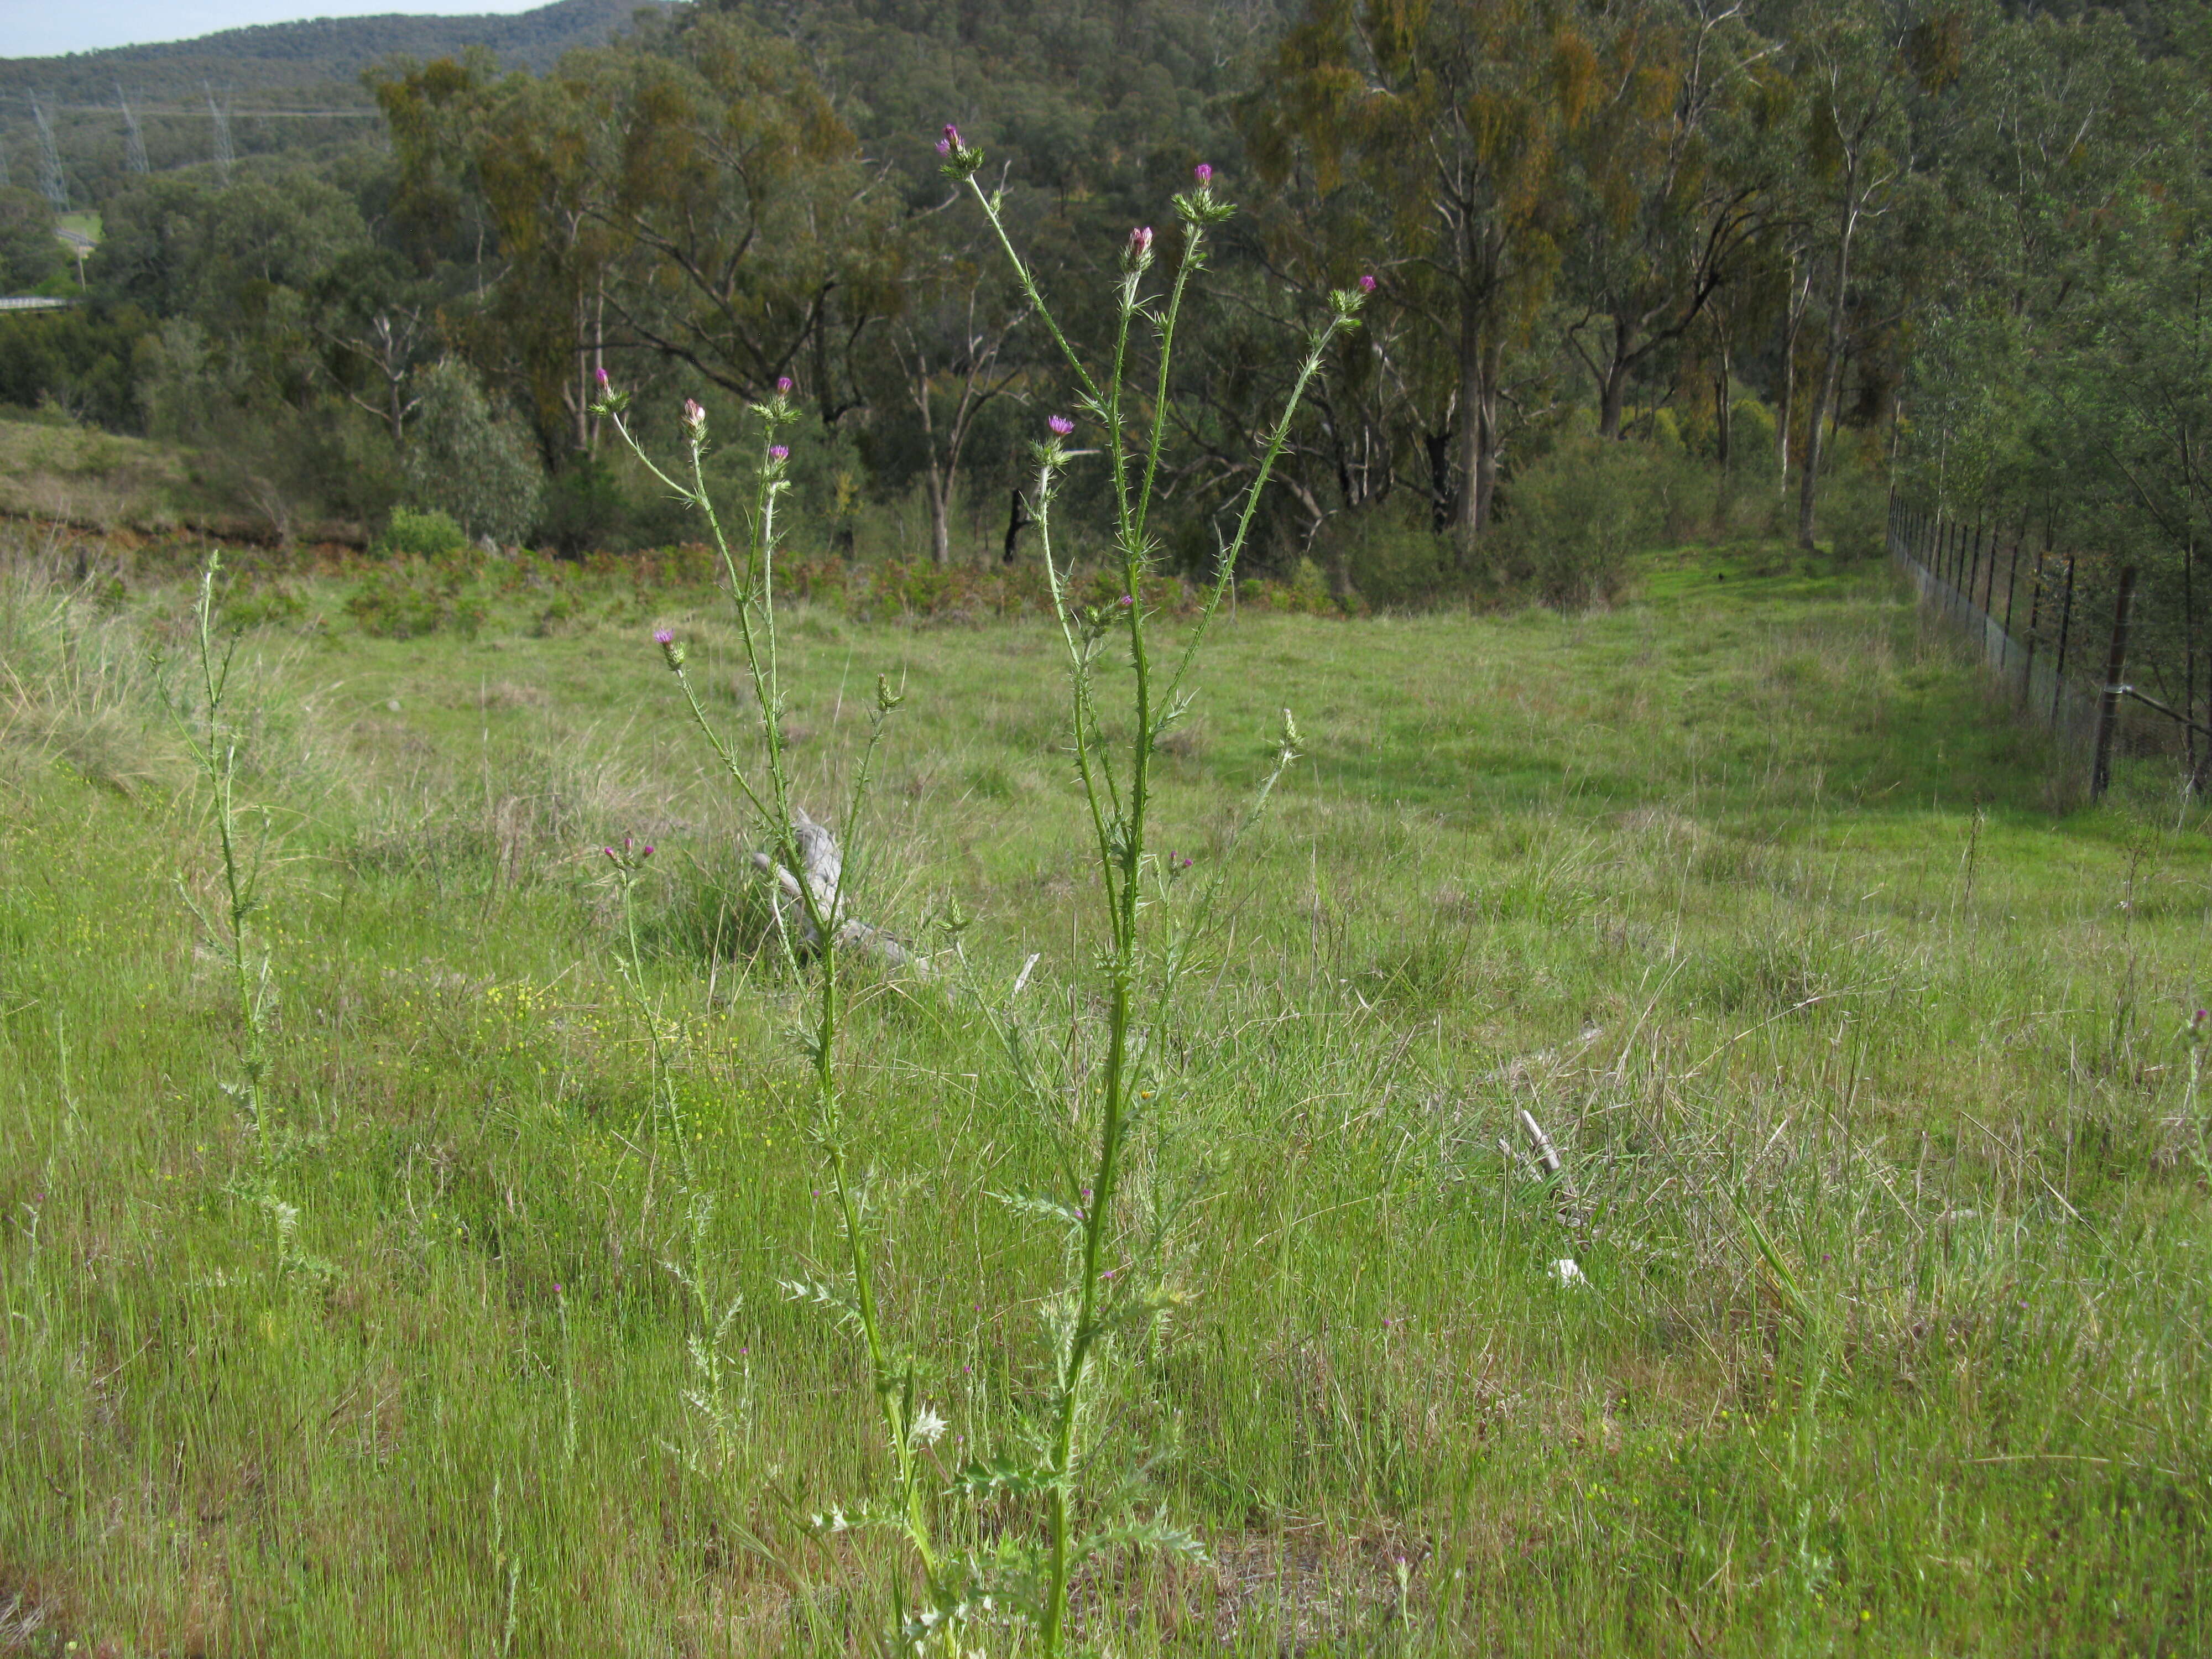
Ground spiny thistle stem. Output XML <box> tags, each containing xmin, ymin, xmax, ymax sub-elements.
<box><xmin>604</xmin><ymin>841</ymin><xmax>691</xmax><ymax>1186</ymax></box>
<box><xmin>599</xmin><ymin>384</ymin><xmax>935</xmax><ymax>1583</ymax></box>
<box><xmin>175</xmin><ymin>550</ymin><xmax>273</xmax><ymax>1139</ymax></box>
<box><xmin>962</xmin><ymin>150</ymin><xmax>1365</xmax><ymax>1656</ymax></box>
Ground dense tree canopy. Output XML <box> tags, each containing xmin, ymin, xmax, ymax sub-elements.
<box><xmin>0</xmin><ymin>0</ymin><xmax>2204</xmax><ymax>599</ymax></box>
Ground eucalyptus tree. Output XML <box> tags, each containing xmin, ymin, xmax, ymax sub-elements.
<box><xmin>1245</xmin><ymin>0</ymin><xmax>1599</xmax><ymax>549</ymax></box>
<box><xmin>1556</xmin><ymin>0</ymin><xmax>1776</xmax><ymax>440</ymax></box>
<box><xmin>1776</xmin><ymin>0</ymin><xmax>1919</xmax><ymax>548</ymax></box>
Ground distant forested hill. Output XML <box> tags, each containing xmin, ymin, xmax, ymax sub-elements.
<box><xmin>0</xmin><ymin>0</ymin><xmax>664</xmax><ymax>201</ymax></box>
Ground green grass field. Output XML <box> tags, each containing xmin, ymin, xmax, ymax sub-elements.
<box><xmin>3</xmin><ymin>535</ymin><xmax>2208</xmax><ymax>1655</ymax></box>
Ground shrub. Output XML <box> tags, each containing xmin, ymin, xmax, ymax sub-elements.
<box><xmin>375</xmin><ymin>506</ymin><xmax>467</xmax><ymax>560</ymax></box>
<box><xmin>1493</xmin><ymin>431</ymin><xmax>1656</xmax><ymax>608</ymax></box>
<box><xmin>539</xmin><ymin>457</ymin><xmax>632</xmax><ymax>557</ymax></box>
<box><xmin>346</xmin><ymin>556</ymin><xmax>486</xmax><ymax>640</ymax></box>
<box><xmin>1817</xmin><ymin>467</ymin><xmax>1890</xmax><ymax>560</ymax></box>
<box><xmin>402</xmin><ymin>360</ymin><xmax>545</xmax><ymax>547</ymax></box>
<box><xmin>1315</xmin><ymin>506</ymin><xmax>1452</xmax><ymax>608</ymax></box>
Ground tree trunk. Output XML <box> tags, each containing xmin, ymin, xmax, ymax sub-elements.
<box><xmin>1451</xmin><ymin>279</ymin><xmax>1486</xmax><ymax>552</ymax></box>
<box><xmin>1797</xmin><ymin>189</ymin><xmax>1858</xmax><ymax>551</ymax></box>
<box><xmin>1714</xmin><ymin>335</ymin><xmax>1732</xmax><ymax>470</ymax></box>
<box><xmin>1425</xmin><ymin>428</ymin><xmax>1453</xmax><ymax>533</ymax></box>
<box><xmin>1777</xmin><ymin>249</ymin><xmax>1807</xmax><ymax>501</ymax></box>
<box><xmin>1597</xmin><ymin>322</ymin><xmax>1632</xmax><ymax>440</ymax></box>
<box><xmin>1472</xmin><ymin>335</ymin><xmax>1504</xmax><ymax>535</ymax></box>
<box><xmin>1002</xmin><ymin>488</ymin><xmax>1031</xmax><ymax>565</ymax></box>
<box><xmin>925</xmin><ymin>465</ymin><xmax>953</xmax><ymax>565</ymax></box>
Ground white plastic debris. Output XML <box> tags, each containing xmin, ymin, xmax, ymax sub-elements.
<box><xmin>1550</xmin><ymin>1258</ymin><xmax>1586</xmax><ymax>1287</ymax></box>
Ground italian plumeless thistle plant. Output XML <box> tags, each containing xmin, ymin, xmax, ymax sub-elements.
<box><xmin>169</xmin><ymin>550</ymin><xmax>276</xmax><ymax>1136</ymax></box>
<box><xmin>936</xmin><ymin>131</ymin><xmax>1367</xmax><ymax>1655</ymax></box>
<box><xmin>591</xmin><ymin>379</ymin><xmax>945</xmax><ymax>1605</ymax></box>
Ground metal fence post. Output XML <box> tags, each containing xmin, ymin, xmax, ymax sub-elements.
<box><xmin>2092</xmin><ymin>566</ymin><xmax>2139</xmax><ymax>801</ymax></box>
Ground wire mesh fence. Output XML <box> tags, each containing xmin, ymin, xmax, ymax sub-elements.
<box><xmin>1887</xmin><ymin>497</ymin><xmax>2211</xmax><ymax>798</ymax></box>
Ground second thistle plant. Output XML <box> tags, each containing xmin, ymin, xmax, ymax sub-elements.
<box><xmin>937</xmin><ymin>131</ymin><xmax>1368</xmax><ymax>1652</ymax></box>
<box><xmin>592</xmin><ymin>377</ymin><xmax>945</xmax><ymax>1605</ymax></box>
<box><xmin>169</xmin><ymin>550</ymin><xmax>278</xmax><ymax>1136</ymax></box>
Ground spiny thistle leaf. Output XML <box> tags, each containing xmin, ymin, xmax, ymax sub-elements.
<box><xmin>954</xmin><ymin>1454</ymin><xmax>1066</xmax><ymax>1496</ymax></box>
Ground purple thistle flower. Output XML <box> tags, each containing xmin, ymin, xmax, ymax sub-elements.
<box><xmin>1128</xmin><ymin>225</ymin><xmax>1154</xmax><ymax>262</ymax></box>
<box><xmin>1048</xmin><ymin>414</ymin><xmax>1074</xmax><ymax>436</ymax></box>
<box><xmin>594</xmin><ymin>367</ymin><xmax>609</xmax><ymax>389</ymax></box>
<box><xmin>682</xmin><ymin>398</ymin><xmax>706</xmax><ymax>431</ymax></box>
<box><xmin>641</xmin><ymin>844</ymin><xmax>654</xmax><ymax>858</ymax></box>
<box><xmin>776</xmin><ymin>375</ymin><xmax>794</xmax><ymax>394</ymax></box>
<box><xmin>768</xmin><ymin>445</ymin><xmax>790</xmax><ymax>462</ymax></box>
<box><xmin>1118</xmin><ymin>593</ymin><xmax>1134</xmax><ymax>608</ymax></box>
<box><xmin>938</xmin><ymin>122</ymin><xmax>962</xmax><ymax>155</ymax></box>
<box><xmin>653</xmin><ymin>628</ymin><xmax>674</xmax><ymax>645</ymax></box>
<box><xmin>1359</xmin><ymin>273</ymin><xmax>1378</xmax><ymax>294</ymax></box>
<box><xmin>1192</xmin><ymin>163</ymin><xmax>1212</xmax><ymax>187</ymax></box>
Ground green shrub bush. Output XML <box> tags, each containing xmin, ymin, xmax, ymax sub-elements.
<box><xmin>1493</xmin><ymin>430</ymin><xmax>1656</xmax><ymax>608</ymax></box>
<box><xmin>1317</xmin><ymin>507</ymin><xmax>1452</xmax><ymax>609</ymax></box>
<box><xmin>375</xmin><ymin>506</ymin><xmax>468</xmax><ymax>560</ymax></box>
<box><xmin>346</xmin><ymin>556</ymin><xmax>486</xmax><ymax>640</ymax></box>
<box><xmin>402</xmin><ymin>361</ymin><xmax>545</xmax><ymax>547</ymax></box>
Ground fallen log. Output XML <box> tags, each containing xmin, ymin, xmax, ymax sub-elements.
<box><xmin>752</xmin><ymin>804</ymin><xmax>927</xmax><ymax>973</ymax></box>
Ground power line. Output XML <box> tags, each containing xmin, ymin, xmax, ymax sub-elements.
<box><xmin>118</xmin><ymin>84</ymin><xmax>149</xmax><ymax>174</ymax></box>
<box><xmin>31</xmin><ymin>96</ymin><xmax>67</xmax><ymax>211</ymax></box>
<box><xmin>205</xmin><ymin>82</ymin><xmax>233</xmax><ymax>179</ymax></box>
<box><xmin>0</xmin><ymin>96</ymin><xmax>379</xmax><ymax>118</ymax></box>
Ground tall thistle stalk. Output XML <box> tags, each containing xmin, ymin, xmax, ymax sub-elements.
<box><xmin>593</xmin><ymin>381</ymin><xmax>939</xmax><ymax>1589</ymax></box>
<box><xmin>943</xmin><ymin>131</ymin><xmax>1367</xmax><ymax>1656</ymax></box>
<box><xmin>171</xmin><ymin>551</ymin><xmax>275</xmax><ymax>1137</ymax></box>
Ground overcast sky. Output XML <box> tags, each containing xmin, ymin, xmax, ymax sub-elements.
<box><xmin>8</xmin><ymin>1</ymin><xmax>549</xmax><ymax>60</ymax></box>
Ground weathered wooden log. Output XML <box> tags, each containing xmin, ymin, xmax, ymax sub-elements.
<box><xmin>752</xmin><ymin>805</ymin><xmax>927</xmax><ymax>972</ymax></box>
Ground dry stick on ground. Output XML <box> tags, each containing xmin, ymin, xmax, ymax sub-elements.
<box><xmin>1518</xmin><ymin>1108</ymin><xmax>1588</xmax><ymax>1240</ymax></box>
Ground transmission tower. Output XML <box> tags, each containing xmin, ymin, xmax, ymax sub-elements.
<box><xmin>118</xmin><ymin>86</ymin><xmax>149</xmax><ymax>175</ymax></box>
<box><xmin>205</xmin><ymin>84</ymin><xmax>233</xmax><ymax>180</ymax></box>
<box><xmin>32</xmin><ymin>97</ymin><xmax>69</xmax><ymax>212</ymax></box>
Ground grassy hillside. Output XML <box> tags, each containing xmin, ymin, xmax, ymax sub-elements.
<box><xmin>2</xmin><ymin>530</ymin><xmax>2208</xmax><ymax>1653</ymax></box>
<box><xmin>0</xmin><ymin>414</ymin><xmax>348</xmax><ymax>541</ymax></box>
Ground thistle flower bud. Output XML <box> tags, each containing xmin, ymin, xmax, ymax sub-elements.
<box><xmin>876</xmin><ymin>672</ymin><xmax>904</xmax><ymax>712</ymax></box>
<box><xmin>1048</xmin><ymin>415</ymin><xmax>1074</xmax><ymax>436</ymax></box>
<box><xmin>936</xmin><ymin>121</ymin><xmax>983</xmax><ymax>180</ymax></box>
<box><xmin>776</xmin><ymin>375</ymin><xmax>794</xmax><ymax>395</ymax></box>
<box><xmin>1124</xmin><ymin>225</ymin><xmax>1155</xmax><ymax>269</ymax></box>
<box><xmin>1192</xmin><ymin>163</ymin><xmax>1212</xmax><ymax>187</ymax></box>
<box><xmin>1359</xmin><ymin>273</ymin><xmax>1378</xmax><ymax>294</ymax></box>
<box><xmin>654</xmin><ymin>628</ymin><xmax>686</xmax><ymax>670</ymax></box>
<box><xmin>681</xmin><ymin>398</ymin><xmax>707</xmax><ymax>436</ymax></box>
<box><xmin>594</xmin><ymin>366</ymin><xmax>610</xmax><ymax>389</ymax></box>
<box><xmin>768</xmin><ymin>445</ymin><xmax>790</xmax><ymax>463</ymax></box>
